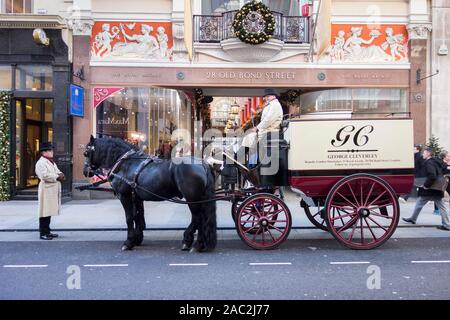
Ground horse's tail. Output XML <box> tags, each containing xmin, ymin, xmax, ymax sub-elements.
<box><xmin>200</xmin><ymin>164</ymin><xmax>217</xmax><ymax>251</ymax></box>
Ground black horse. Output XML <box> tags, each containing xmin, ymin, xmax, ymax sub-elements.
<box><xmin>83</xmin><ymin>136</ymin><xmax>217</xmax><ymax>252</ymax></box>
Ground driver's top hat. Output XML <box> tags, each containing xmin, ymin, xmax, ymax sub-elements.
<box><xmin>39</xmin><ymin>142</ymin><xmax>54</xmax><ymax>152</ymax></box>
<box><xmin>263</xmin><ymin>88</ymin><xmax>278</xmax><ymax>97</ymax></box>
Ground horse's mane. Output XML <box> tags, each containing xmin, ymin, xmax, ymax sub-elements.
<box><xmin>95</xmin><ymin>137</ymin><xmax>140</xmax><ymax>168</ymax></box>
<box><xmin>104</xmin><ymin>137</ymin><xmax>139</xmax><ymax>151</ymax></box>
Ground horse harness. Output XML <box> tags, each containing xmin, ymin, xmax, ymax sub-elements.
<box><xmin>83</xmin><ymin>149</ymin><xmax>229</xmax><ymax>205</ymax></box>
<box><xmin>108</xmin><ymin>150</ymin><xmax>160</xmax><ymax>191</ymax></box>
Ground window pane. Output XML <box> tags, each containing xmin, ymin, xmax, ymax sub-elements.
<box><xmin>5</xmin><ymin>0</ymin><xmax>12</xmax><ymax>13</ymax></box>
<box><xmin>25</xmin><ymin>99</ymin><xmax>41</xmax><ymax>121</ymax></box>
<box><xmin>13</xmin><ymin>0</ymin><xmax>24</xmax><ymax>13</ymax></box>
<box><xmin>44</xmin><ymin>99</ymin><xmax>53</xmax><ymax>122</ymax></box>
<box><xmin>353</xmin><ymin>89</ymin><xmax>407</xmax><ymax>114</ymax></box>
<box><xmin>0</xmin><ymin>66</ymin><xmax>12</xmax><ymax>90</ymax></box>
<box><xmin>300</xmin><ymin>89</ymin><xmax>352</xmax><ymax>114</ymax></box>
<box><xmin>24</xmin><ymin>0</ymin><xmax>32</xmax><ymax>13</ymax></box>
<box><xmin>202</xmin><ymin>0</ymin><xmax>299</xmax><ymax>15</ymax></box>
<box><xmin>16</xmin><ymin>65</ymin><xmax>53</xmax><ymax>91</ymax></box>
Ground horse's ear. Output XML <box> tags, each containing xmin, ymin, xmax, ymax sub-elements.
<box><xmin>90</xmin><ymin>135</ymin><xmax>95</xmax><ymax>143</ymax></box>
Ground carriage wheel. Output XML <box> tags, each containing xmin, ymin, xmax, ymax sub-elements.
<box><xmin>302</xmin><ymin>200</ymin><xmax>355</xmax><ymax>232</ymax></box>
<box><xmin>235</xmin><ymin>193</ymin><xmax>291</xmax><ymax>250</ymax></box>
<box><xmin>302</xmin><ymin>200</ymin><xmax>328</xmax><ymax>231</ymax></box>
<box><xmin>325</xmin><ymin>174</ymin><xmax>399</xmax><ymax>250</ymax></box>
<box><xmin>231</xmin><ymin>200</ymin><xmax>243</xmax><ymax>222</ymax></box>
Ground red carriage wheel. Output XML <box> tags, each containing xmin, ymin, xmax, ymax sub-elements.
<box><xmin>231</xmin><ymin>200</ymin><xmax>242</xmax><ymax>222</ymax></box>
<box><xmin>325</xmin><ymin>174</ymin><xmax>399</xmax><ymax>250</ymax></box>
<box><xmin>235</xmin><ymin>193</ymin><xmax>292</xmax><ymax>250</ymax></box>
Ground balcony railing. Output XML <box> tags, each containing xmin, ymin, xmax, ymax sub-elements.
<box><xmin>193</xmin><ymin>11</ymin><xmax>310</xmax><ymax>44</ymax></box>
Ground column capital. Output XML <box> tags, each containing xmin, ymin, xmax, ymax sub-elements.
<box><xmin>407</xmin><ymin>23</ymin><xmax>432</xmax><ymax>40</ymax></box>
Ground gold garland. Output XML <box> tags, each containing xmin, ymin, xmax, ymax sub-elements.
<box><xmin>194</xmin><ymin>89</ymin><xmax>212</xmax><ymax>131</ymax></box>
<box><xmin>0</xmin><ymin>91</ymin><xmax>11</xmax><ymax>201</ymax></box>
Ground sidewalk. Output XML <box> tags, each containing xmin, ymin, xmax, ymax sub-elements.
<box><xmin>1</xmin><ymin>190</ymin><xmax>449</xmax><ymax>241</ymax></box>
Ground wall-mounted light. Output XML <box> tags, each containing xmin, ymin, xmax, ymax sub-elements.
<box><xmin>438</xmin><ymin>43</ymin><xmax>448</xmax><ymax>56</ymax></box>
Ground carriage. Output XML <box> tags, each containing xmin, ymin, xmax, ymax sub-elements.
<box><xmin>80</xmin><ymin>116</ymin><xmax>414</xmax><ymax>252</ymax></box>
<box><xmin>222</xmin><ymin>117</ymin><xmax>414</xmax><ymax>250</ymax></box>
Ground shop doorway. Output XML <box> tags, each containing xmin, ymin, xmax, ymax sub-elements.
<box><xmin>14</xmin><ymin>98</ymin><xmax>53</xmax><ymax>191</ymax></box>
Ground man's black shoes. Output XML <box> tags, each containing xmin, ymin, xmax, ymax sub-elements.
<box><xmin>39</xmin><ymin>234</ymin><xmax>53</xmax><ymax>240</ymax></box>
<box><xmin>48</xmin><ymin>233</ymin><xmax>59</xmax><ymax>238</ymax></box>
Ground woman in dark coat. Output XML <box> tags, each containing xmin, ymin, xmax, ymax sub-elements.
<box><xmin>400</xmin><ymin>144</ymin><xmax>425</xmax><ymax>202</ymax></box>
<box><xmin>403</xmin><ymin>147</ymin><xmax>450</xmax><ymax>230</ymax></box>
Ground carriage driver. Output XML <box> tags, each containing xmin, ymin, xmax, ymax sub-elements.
<box><xmin>241</xmin><ymin>89</ymin><xmax>284</xmax><ymax>164</ymax></box>
<box><xmin>206</xmin><ymin>88</ymin><xmax>283</xmax><ymax>186</ymax></box>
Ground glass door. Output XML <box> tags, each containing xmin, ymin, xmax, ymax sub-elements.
<box><xmin>14</xmin><ymin>98</ymin><xmax>53</xmax><ymax>190</ymax></box>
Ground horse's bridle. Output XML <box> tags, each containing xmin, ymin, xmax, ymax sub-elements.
<box><xmin>84</xmin><ymin>142</ymin><xmax>137</xmax><ymax>181</ymax></box>
<box><xmin>84</xmin><ymin>144</ymin><xmax>98</xmax><ymax>177</ymax></box>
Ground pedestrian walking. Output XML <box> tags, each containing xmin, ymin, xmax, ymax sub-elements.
<box><xmin>403</xmin><ymin>147</ymin><xmax>450</xmax><ymax>230</ymax></box>
<box><xmin>35</xmin><ymin>142</ymin><xmax>65</xmax><ymax>240</ymax></box>
<box><xmin>399</xmin><ymin>144</ymin><xmax>424</xmax><ymax>203</ymax></box>
<box><xmin>432</xmin><ymin>150</ymin><xmax>450</xmax><ymax>215</ymax></box>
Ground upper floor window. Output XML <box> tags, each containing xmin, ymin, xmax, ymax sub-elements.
<box><xmin>16</xmin><ymin>65</ymin><xmax>52</xmax><ymax>91</ymax></box>
<box><xmin>201</xmin><ymin>0</ymin><xmax>302</xmax><ymax>16</ymax></box>
<box><xmin>0</xmin><ymin>65</ymin><xmax>12</xmax><ymax>90</ymax></box>
<box><xmin>3</xmin><ymin>0</ymin><xmax>32</xmax><ymax>13</ymax></box>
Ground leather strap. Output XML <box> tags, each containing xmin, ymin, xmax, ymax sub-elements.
<box><xmin>107</xmin><ymin>149</ymin><xmax>136</xmax><ymax>180</ymax></box>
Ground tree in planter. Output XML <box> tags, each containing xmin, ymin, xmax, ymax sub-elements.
<box><xmin>426</xmin><ymin>135</ymin><xmax>443</xmax><ymax>158</ymax></box>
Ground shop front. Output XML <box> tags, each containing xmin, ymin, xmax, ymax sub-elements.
<box><xmin>0</xmin><ymin>27</ymin><xmax>71</xmax><ymax>200</ymax></box>
<box><xmin>94</xmin><ymin>87</ymin><xmax>193</xmax><ymax>158</ymax></box>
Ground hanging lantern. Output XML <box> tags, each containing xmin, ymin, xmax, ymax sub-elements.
<box><xmin>230</xmin><ymin>99</ymin><xmax>240</xmax><ymax>114</ymax></box>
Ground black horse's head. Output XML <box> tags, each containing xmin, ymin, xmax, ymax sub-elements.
<box><xmin>83</xmin><ymin>135</ymin><xmax>139</xmax><ymax>178</ymax></box>
<box><xmin>83</xmin><ymin>135</ymin><xmax>99</xmax><ymax>178</ymax></box>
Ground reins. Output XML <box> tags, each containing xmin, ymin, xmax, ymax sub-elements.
<box><xmin>78</xmin><ymin>150</ymin><xmax>230</xmax><ymax>205</ymax></box>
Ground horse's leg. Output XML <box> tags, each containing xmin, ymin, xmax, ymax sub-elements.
<box><xmin>182</xmin><ymin>205</ymin><xmax>200</xmax><ymax>251</ymax></box>
<box><xmin>119</xmin><ymin>194</ymin><xmax>137</xmax><ymax>251</ymax></box>
<box><xmin>134</xmin><ymin>199</ymin><xmax>146</xmax><ymax>246</ymax></box>
<box><xmin>187</xmin><ymin>203</ymin><xmax>209</xmax><ymax>253</ymax></box>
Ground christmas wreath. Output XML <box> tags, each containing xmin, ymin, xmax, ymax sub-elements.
<box><xmin>232</xmin><ymin>0</ymin><xmax>276</xmax><ymax>45</ymax></box>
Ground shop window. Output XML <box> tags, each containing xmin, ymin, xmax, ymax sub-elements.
<box><xmin>4</xmin><ymin>0</ymin><xmax>32</xmax><ymax>13</ymax></box>
<box><xmin>96</xmin><ymin>87</ymin><xmax>192</xmax><ymax>158</ymax></box>
<box><xmin>0</xmin><ymin>65</ymin><xmax>12</xmax><ymax>90</ymax></box>
<box><xmin>15</xmin><ymin>65</ymin><xmax>52</xmax><ymax>91</ymax></box>
<box><xmin>352</xmin><ymin>89</ymin><xmax>407</xmax><ymax>115</ymax></box>
<box><xmin>300</xmin><ymin>89</ymin><xmax>352</xmax><ymax>114</ymax></box>
<box><xmin>300</xmin><ymin>88</ymin><xmax>408</xmax><ymax>118</ymax></box>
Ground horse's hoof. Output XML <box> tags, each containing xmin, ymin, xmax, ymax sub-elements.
<box><xmin>189</xmin><ymin>247</ymin><xmax>198</xmax><ymax>253</ymax></box>
<box><xmin>121</xmin><ymin>245</ymin><xmax>133</xmax><ymax>251</ymax></box>
<box><xmin>181</xmin><ymin>243</ymin><xmax>191</xmax><ymax>251</ymax></box>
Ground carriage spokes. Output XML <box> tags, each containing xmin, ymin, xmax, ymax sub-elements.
<box><xmin>325</xmin><ymin>174</ymin><xmax>400</xmax><ymax>250</ymax></box>
<box><xmin>235</xmin><ymin>193</ymin><xmax>292</xmax><ymax>250</ymax></box>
